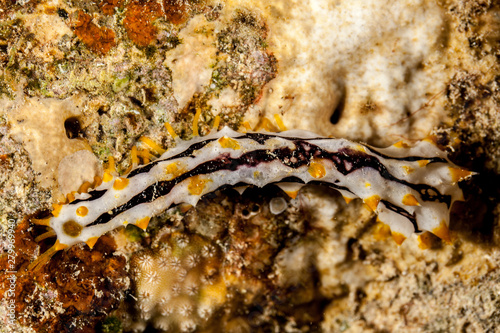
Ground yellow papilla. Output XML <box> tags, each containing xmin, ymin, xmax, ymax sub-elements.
<box><xmin>402</xmin><ymin>193</ymin><xmax>420</xmax><ymax>206</ymax></box>
<box><xmin>213</xmin><ymin>115</ymin><xmax>220</xmax><ymax>130</ymax></box>
<box><xmin>76</xmin><ymin>206</ymin><xmax>89</xmax><ymax>217</ymax></box>
<box><xmin>164</xmin><ymin>122</ymin><xmax>178</xmax><ymax>138</ymax></box>
<box><xmin>113</xmin><ymin>177</ymin><xmax>130</xmax><ymax>190</ymax></box>
<box><xmin>417</xmin><ymin>232</ymin><xmax>433</xmax><ymax>250</ymax></box>
<box><xmin>66</xmin><ymin>191</ymin><xmax>76</xmax><ymax>203</ymax></box>
<box><xmin>188</xmin><ymin>175</ymin><xmax>211</xmax><ymax>195</ymax></box>
<box><xmin>52</xmin><ymin>203</ymin><xmax>63</xmax><ymax>217</ymax></box>
<box><xmin>391</xmin><ymin>231</ymin><xmax>407</xmax><ymax>245</ymax></box>
<box><xmin>364</xmin><ymin>195</ymin><xmax>380</xmax><ymax>211</ymax></box>
<box><xmin>218</xmin><ymin>136</ymin><xmax>241</xmax><ymax>150</ymax></box>
<box><xmin>402</xmin><ymin>165</ymin><xmax>414</xmax><ymax>174</ymax></box>
<box><xmin>373</xmin><ymin>221</ymin><xmax>391</xmax><ymax>241</ymax></box>
<box><xmin>78</xmin><ymin>181</ymin><xmax>92</xmax><ymax>194</ymax></box>
<box><xmin>139</xmin><ymin>136</ymin><xmax>166</xmax><ymax>155</ymax></box>
<box><xmin>417</xmin><ymin>159</ymin><xmax>430</xmax><ymax>167</ymax></box>
<box><xmin>193</xmin><ymin>108</ymin><xmax>201</xmax><ymax>136</ymax></box>
<box><xmin>131</xmin><ymin>146</ymin><xmax>139</xmax><ymax>165</ymax></box>
<box><xmin>136</xmin><ymin>216</ymin><xmax>151</xmax><ymax>230</ymax></box>
<box><xmin>273</xmin><ymin>114</ymin><xmax>287</xmax><ymax>131</ymax></box>
<box><xmin>393</xmin><ymin>140</ymin><xmax>410</xmax><ymax>148</ymax></box>
<box><xmin>106</xmin><ymin>156</ymin><xmax>116</xmax><ymax>173</ymax></box>
<box><xmin>433</xmin><ymin>220</ymin><xmax>452</xmax><ymax>243</ymax></box>
<box><xmin>284</xmin><ymin>190</ymin><xmax>299</xmax><ymax>199</ymax></box>
<box><xmin>449</xmin><ymin>167</ymin><xmax>473</xmax><ymax>183</ymax></box>
<box><xmin>85</xmin><ymin>236</ymin><xmax>99</xmax><ymax>249</ymax></box>
<box><xmin>342</xmin><ymin>195</ymin><xmax>353</xmax><ymax>204</ymax></box>
<box><xmin>103</xmin><ymin>171</ymin><xmax>113</xmax><ymax>183</ymax></box>
<box><xmin>255</xmin><ymin>117</ymin><xmax>279</xmax><ymax>132</ymax></box>
<box><xmin>308</xmin><ymin>160</ymin><xmax>326</xmax><ymax>179</ymax></box>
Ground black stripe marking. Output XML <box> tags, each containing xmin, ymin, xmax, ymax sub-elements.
<box><xmin>380</xmin><ymin>199</ymin><xmax>421</xmax><ymax>232</ymax></box>
<box><xmin>86</xmin><ymin>140</ymin><xmax>449</xmax><ymax>230</ymax></box>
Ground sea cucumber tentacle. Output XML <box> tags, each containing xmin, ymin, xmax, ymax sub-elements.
<box><xmin>27</xmin><ymin>125</ymin><xmax>473</xmax><ymax>270</ymax></box>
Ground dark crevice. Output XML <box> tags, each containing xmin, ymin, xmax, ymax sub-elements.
<box><xmin>330</xmin><ymin>85</ymin><xmax>345</xmax><ymax>125</ymax></box>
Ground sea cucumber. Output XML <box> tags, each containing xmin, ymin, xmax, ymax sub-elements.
<box><xmin>29</xmin><ymin>124</ymin><xmax>473</xmax><ymax>269</ymax></box>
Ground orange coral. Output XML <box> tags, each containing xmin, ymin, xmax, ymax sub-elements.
<box><xmin>72</xmin><ymin>10</ymin><xmax>116</xmax><ymax>55</ymax></box>
<box><xmin>99</xmin><ymin>0</ymin><xmax>124</xmax><ymax>16</ymax></box>
<box><xmin>163</xmin><ymin>0</ymin><xmax>192</xmax><ymax>25</ymax></box>
<box><xmin>123</xmin><ymin>0</ymin><xmax>162</xmax><ymax>47</ymax></box>
<box><xmin>0</xmin><ymin>218</ymin><xmax>129</xmax><ymax>332</ymax></box>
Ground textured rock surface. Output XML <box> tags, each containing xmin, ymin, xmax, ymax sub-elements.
<box><xmin>0</xmin><ymin>0</ymin><xmax>499</xmax><ymax>332</ymax></box>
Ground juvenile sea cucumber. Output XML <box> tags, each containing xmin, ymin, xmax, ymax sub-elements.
<box><xmin>29</xmin><ymin>122</ymin><xmax>473</xmax><ymax>269</ymax></box>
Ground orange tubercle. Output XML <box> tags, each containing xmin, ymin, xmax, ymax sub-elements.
<box><xmin>193</xmin><ymin>108</ymin><xmax>201</xmax><ymax>136</ymax></box>
<box><xmin>433</xmin><ymin>220</ymin><xmax>452</xmax><ymax>244</ymax></box>
<box><xmin>273</xmin><ymin>114</ymin><xmax>287</xmax><ymax>131</ymax></box>
<box><xmin>284</xmin><ymin>190</ymin><xmax>299</xmax><ymax>199</ymax></box>
<box><xmin>213</xmin><ymin>116</ymin><xmax>221</xmax><ymax>130</ymax></box>
<box><xmin>449</xmin><ymin>167</ymin><xmax>473</xmax><ymax>183</ymax></box>
<box><xmin>423</xmin><ymin>135</ymin><xmax>438</xmax><ymax>145</ymax></box>
<box><xmin>103</xmin><ymin>171</ymin><xmax>114</xmax><ymax>183</ymax></box>
<box><xmin>373</xmin><ymin>221</ymin><xmax>391</xmax><ymax>241</ymax></box>
<box><xmin>139</xmin><ymin>136</ymin><xmax>166</xmax><ymax>155</ymax></box>
<box><xmin>67</xmin><ymin>192</ymin><xmax>76</xmax><ymax>203</ymax></box>
<box><xmin>402</xmin><ymin>193</ymin><xmax>420</xmax><ymax>206</ymax></box>
<box><xmin>342</xmin><ymin>196</ymin><xmax>353</xmax><ymax>204</ymax></box>
<box><xmin>131</xmin><ymin>146</ymin><xmax>139</xmax><ymax>165</ymax></box>
<box><xmin>78</xmin><ymin>181</ymin><xmax>92</xmax><ymax>194</ymax></box>
<box><xmin>417</xmin><ymin>160</ymin><xmax>430</xmax><ymax>167</ymax></box>
<box><xmin>393</xmin><ymin>140</ymin><xmax>410</xmax><ymax>148</ymax></box>
<box><xmin>113</xmin><ymin>177</ymin><xmax>130</xmax><ymax>190</ymax></box>
<box><xmin>165</xmin><ymin>122</ymin><xmax>178</xmax><ymax>139</ymax></box>
<box><xmin>417</xmin><ymin>232</ymin><xmax>433</xmax><ymax>250</ymax></box>
<box><xmin>218</xmin><ymin>136</ymin><xmax>241</xmax><ymax>150</ymax></box>
<box><xmin>402</xmin><ymin>166</ymin><xmax>414</xmax><ymax>174</ymax></box>
<box><xmin>188</xmin><ymin>175</ymin><xmax>211</xmax><ymax>195</ymax></box>
<box><xmin>135</xmin><ymin>216</ymin><xmax>151</xmax><ymax>230</ymax></box>
<box><xmin>255</xmin><ymin>117</ymin><xmax>279</xmax><ymax>132</ymax></box>
<box><xmin>364</xmin><ymin>195</ymin><xmax>381</xmax><ymax>212</ymax></box>
<box><xmin>76</xmin><ymin>206</ymin><xmax>89</xmax><ymax>217</ymax></box>
<box><xmin>85</xmin><ymin>236</ymin><xmax>99</xmax><ymax>249</ymax></box>
<box><xmin>391</xmin><ymin>231</ymin><xmax>406</xmax><ymax>245</ymax></box>
<box><xmin>93</xmin><ymin>175</ymin><xmax>103</xmax><ymax>187</ymax></box>
<box><xmin>52</xmin><ymin>203</ymin><xmax>63</xmax><ymax>217</ymax></box>
<box><xmin>308</xmin><ymin>160</ymin><xmax>326</xmax><ymax>179</ymax></box>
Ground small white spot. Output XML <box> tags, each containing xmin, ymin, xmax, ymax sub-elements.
<box><xmin>185</xmin><ymin>254</ymin><xmax>200</xmax><ymax>268</ymax></box>
<box><xmin>160</xmin><ymin>305</ymin><xmax>173</xmax><ymax>316</ymax></box>
<box><xmin>185</xmin><ymin>283</ymin><xmax>199</xmax><ymax>296</ymax></box>
<box><xmin>144</xmin><ymin>271</ymin><xmax>159</xmax><ymax>285</ymax></box>
<box><xmin>269</xmin><ymin>197</ymin><xmax>287</xmax><ymax>215</ymax></box>
<box><xmin>158</xmin><ymin>257</ymin><xmax>170</xmax><ymax>269</ymax></box>
<box><xmin>180</xmin><ymin>320</ymin><xmax>196</xmax><ymax>333</ymax></box>
<box><xmin>176</xmin><ymin>235</ymin><xmax>189</xmax><ymax>248</ymax></box>
<box><xmin>169</xmin><ymin>257</ymin><xmax>182</xmax><ymax>268</ymax></box>
<box><xmin>179</xmin><ymin>303</ymin><xmax>193</xmax><ymax>316</ymax></box>
<box><xmin>178</xmin><ymin>268</ymin><xmax>187</xmax><ymax>279</ymax></box>
<box><xmin>137</xmin><ymin>291</ymin><xmax>152</xmax><ymax>301</ymax></box>
<box><xmin>137</xmin><ymin>255</ymin><xmax>154</xmax><ymax>270</ymax></box>
<box><xmin>198</xmin><ymin>305</ymin><xmax>213</xmax><ymax>319</ymax></box>
<box><xmin>159</xmin><ymin>244</ymin><xmax>172</xmax><ymax>256</ymax></box>
<box><xmin>201</xmin><ymin>244</ymin><xmax>216</xmax><ymax>258</ymax></box>
<box><xmin>172</xmin><ymin>283</ymin><xmax>182</xmax><ymax>296</ymax></box>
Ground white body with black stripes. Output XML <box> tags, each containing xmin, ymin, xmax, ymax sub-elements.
<box><xmin>49</xmin><ymin>126</ymin><xmax>469</xmax><ymax>248</ymax></box>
